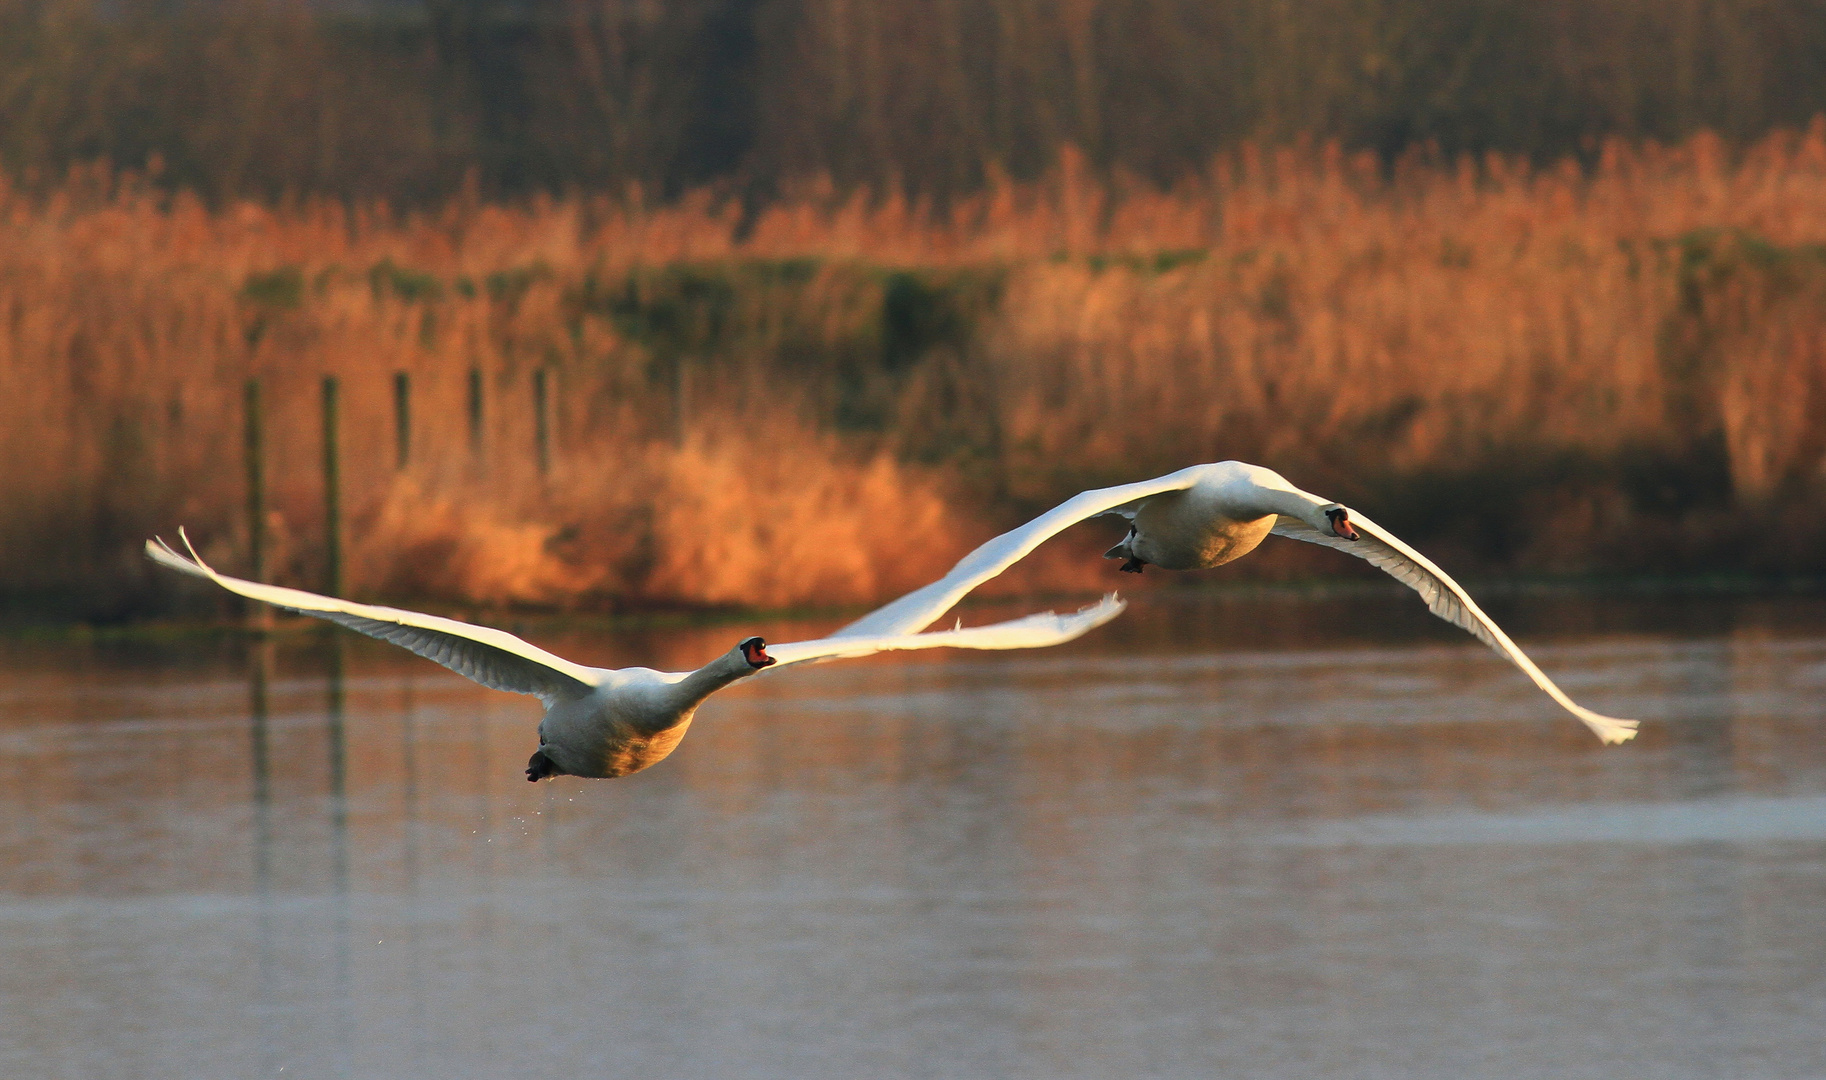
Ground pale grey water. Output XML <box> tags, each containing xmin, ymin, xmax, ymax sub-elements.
<box><xmin>3</xmin><ymin>590</ymin><xmax>1825</xmax><ymax>1079</ymax></box>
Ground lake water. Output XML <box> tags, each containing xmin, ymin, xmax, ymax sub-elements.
<box><xmin>2</xmin><ymin>589</ymin><xmax>1824</xmax><ymax>1079</ymax></box>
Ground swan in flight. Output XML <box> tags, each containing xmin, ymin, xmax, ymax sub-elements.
<box><xmin>146</xmin><ymin>530</ymin><xmax>1124</xmax><ymax>780</ymax></box>
<box><xmin>842</xmin><ymin>461</ymin><xmax>1638</xmax><ymax>745</ymax></box>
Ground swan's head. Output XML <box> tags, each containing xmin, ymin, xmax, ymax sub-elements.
<box><xmin>1324</xmin><ymin>507</ymin><xmax>1360</xmax><ymax>541</ymax></box>
<box><xmin>739</xmin><ymin>636</ymin><xmax>776</xmax><ymax>669</ymax></box>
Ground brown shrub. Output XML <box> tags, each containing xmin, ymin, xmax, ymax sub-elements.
<box><xmin>9</xmin><ymin>131</ymin><xmax>1826</xmax><ymax>618</ymax></box>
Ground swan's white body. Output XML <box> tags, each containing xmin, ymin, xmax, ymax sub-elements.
<box><xmin>147</xmin><ymin>533</ymin><xmax>1124</xmax><ymax>779</ymax></box>
<box><xmin>847</xmin><ymin>461</ymin><xmax>1639</xmax><ymax>745</ymax></box>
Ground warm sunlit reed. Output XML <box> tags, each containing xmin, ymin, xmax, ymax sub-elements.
<box><xmin>8</xmin><ymin>130</ymin><xmax>1826</xmax><ymax>617</ymax></box>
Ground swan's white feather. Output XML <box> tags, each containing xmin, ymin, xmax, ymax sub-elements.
<box><xmin>768</xmin><ymin>594</ymin><xmax>1125</xmax><ymax>668</ymax></box>
<box><xmin>148</xmin><ymin>515</ymin><xmax>1132</xmax><ymax>780</ymax></box>
<box><xmin>148</xmin><ymin>531</ymin><xmax>1124</xmax><ymax>692</ymax></box>
<box><xmin>826</xmin><ymin>456</ymin><xmax>1636</xmax><ymax>746</ymax></box>
<box><xmin>146</xmin><ymin>532</ymin><xmax>604</xmax><ymax>705</ymax></box>
<box><xmin>1270</xmin><ymin>513</ymin><xmax>1640</xmax><ymax>745</ymax></box>
<box><xmin>835</xmin><ymin>465</ymin><xmax>1210</xmax><ymax>638</ymax></box>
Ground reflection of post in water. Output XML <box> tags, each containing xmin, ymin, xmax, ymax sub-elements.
<box><xmin>246</xmin><ymin>636</ymin><xmax>280</xmax><ymax>1074</ymax></box>
<box><xmin>323</xmin><ymin>630</ymin><xmax>356</xmax><ymax>1075</ymax></box>
<box><xmin>249</xmin><ymin>638</ymin><xmax>275</xmax><ymax>879</ymax></box>
<box><xmin>327</xmin><ymin>630</ymin><xmax>349</xmax><ymax>840</ymax></box>
<box><xmin>399</xmin><ymin>676</ymin><xmax>429</xmax><ymax>1058</ymax></box>
<box><xmin>1673</xmin><ymin>632</ymin><xmax>1746</xmax><ymax>1072</ymax></box>
<box><xmin>470</xmin><ymin>706</ymin><xmax>497</xmax><ymax>943</ymax></box>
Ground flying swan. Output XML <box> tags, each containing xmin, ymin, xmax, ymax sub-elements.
<box><xmin>840</xmin><ymin>460</ymin><xmax>1639</xmax><ymax>745</ymax></box>
<box><xmin>147</xmin><ymin>530</ymin><xmax>1124</xmax><ymax>780</ymax></box>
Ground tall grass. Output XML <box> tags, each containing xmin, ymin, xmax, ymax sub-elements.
<box><xmin>9</xmin><ymin>131</ymin><xmax>1826</xmax><ymax>619</ymax></box>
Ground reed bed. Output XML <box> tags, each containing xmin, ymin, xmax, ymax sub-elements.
<box><xmin>8</xmin><ymin>131</ymin><xmax>1826</xmax><ymax>619</ymax></box>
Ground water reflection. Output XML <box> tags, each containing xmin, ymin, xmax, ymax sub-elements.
<box><xmin>0</xmin><ymin>591</ymin><xmax>1824</xmax><ymax>1079</ymax></box>
<box><xmin>247</xmin><ymin>637</ymin><xmax>280</xmax><ymax>1077</ymax></box>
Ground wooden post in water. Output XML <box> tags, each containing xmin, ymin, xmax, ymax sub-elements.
<box><xmin>673</xmin><ymin>356</ymin><xmax>688</xmax><ymax>447</ymax></box>
<box><xmin>467</xmin><ymin>366</ymin><xmax>484</xmax><ymax>462</ymax></box>
<box><xmin>243</xmin><ymin>378</ymin><xmax>272</xmax><ymax>631</ymax></box>
<box><xmin>321</xmin><ymin>375</ymin><xmax>344</xmax><ymax>597</ymax></box>
<box><xmin>533</xmin><ymin>367</ymin><xmax>551</xmax><ymax>477</ymax></box>
<box><xmin>393</xmin><ymin>371</ymin><xmax>411</xmax><ymax>470</ymax></box>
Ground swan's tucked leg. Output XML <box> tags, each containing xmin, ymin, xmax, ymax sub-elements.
<box><xmin>1106</xmin><ymin>526</ymin><xmax>1146</xmax><ymax>572</ymax></box>
<box><xmin>526</xmin><ymin>748</ymin><xmax>562</xmax><ymax>782</ymax></box>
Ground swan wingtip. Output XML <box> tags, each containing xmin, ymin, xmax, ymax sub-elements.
<box><xmin>1594</xmin><ymin>717</ymin><xmax>1641</xmax><ymax>745</ymax></box>
<box><xmin>1076</xmin><ymin>592</ymin><xmax>1127</xmax><ymax>623</ymax></box>
<box><xmin>176</xmin><ymin>526</ymin><xmax>206</xmax><ymax>565</ymax></box>
<box><xmin>144</xmin><ymin>535</ymin><xmax>185</xmax><ymax>565</ymax></box>
<box><xmin>145</xmin><ymin>529</ymin><xmax>214</xmax><ymax>580</ymax></box>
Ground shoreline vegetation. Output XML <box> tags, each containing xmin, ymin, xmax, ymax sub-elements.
<box><xmin>9</xmin><ymin>0</ymin><xmax>1826</xmax><ymax>207</ymax></box>
<box><xmin>10</xmin><ymin>129</ymin><xmax>1826</xmax><ymax>622</ymax></box>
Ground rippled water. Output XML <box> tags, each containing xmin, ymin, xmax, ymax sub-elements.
<box><xmin>3</xmin><ymin>590</ymin><xmax>1825</xmax><ymax>1079</ymax></box>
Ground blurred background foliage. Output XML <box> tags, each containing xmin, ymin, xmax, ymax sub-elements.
<box><xmin>8</xmin><ymin>0</ymin><xmax>1826</xmax><ymax>621</ymax></box>
<box><xmin>4</xmin><ymin>0</ymin><xmax>1826</xmax><ymax>204</ymax></box>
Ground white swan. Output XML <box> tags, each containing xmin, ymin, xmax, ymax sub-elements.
<box><xmin>842</xmin><ymin>461</ymin><xmax>1639</xmax><ymax>745</ymax></box>
<box><xmin>146</xmin><ymin>530</ymin><xmax>1124</xmax><ymax>780</ymax></box>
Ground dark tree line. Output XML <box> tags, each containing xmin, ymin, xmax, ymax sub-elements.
<box><xmin>3</xmin><ymin>0</ymin><xmax>1825</xmax><ymax>203</ymax></box>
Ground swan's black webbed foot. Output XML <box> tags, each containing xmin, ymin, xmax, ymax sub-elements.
<box><xmin>526</xmin><ymin>749</ymin><xmax>560</xmax><ymax>782</ymax></box>
<box><xmin>1119</xmin><ymin>558</ymin><xmax>1146</xmax><ymax>573</ymax></box>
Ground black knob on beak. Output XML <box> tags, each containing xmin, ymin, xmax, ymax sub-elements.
<box><xmin>740</xmin><ymin>636</ymin><xmax>776</xmax><ymax>668</ymax></box>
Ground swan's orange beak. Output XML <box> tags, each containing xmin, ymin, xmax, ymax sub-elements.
<box><xmin>1326</xmin><ymin>508</ymin><xmax>1360</xmax><ymax>541</ymax></box>
<box><xmin>741</xmin><ymin>637</ymin><xmax>776</xmax><ymax>668</ymax></box>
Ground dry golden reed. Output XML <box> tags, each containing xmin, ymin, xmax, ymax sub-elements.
<box><xmin>7</xmin><ymin>130</ymin><xmax>1826</xmax><ymax>617</ymax></box>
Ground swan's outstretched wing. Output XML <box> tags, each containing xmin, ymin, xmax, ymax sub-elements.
<box><xmin>768</xmin><ymin>594</ymin><xmax>1125</xmax><ymax>668</ymax></box>
<box><xmin>835</xmin><ymin>465</ymin><xmax>1213</xmax><ymax>638</ymax></box>
<box><xmin>146</xmin><ymin>532</ymin><xmax>601</xmax><ymax>705</ymax></box>
<box><xmin>1270</xmin><ymin>512</ymin><xmax>1639</xmax><ymax>744</ymax></box>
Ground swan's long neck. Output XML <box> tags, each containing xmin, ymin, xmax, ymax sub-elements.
<box><xmin>662</xmin><ymin>648</ymin><xmax>758</xmax><ymax>716</ymax></box>
<box><xmin>1239</xmin><ymin>476</ymin><xmax>1339</xmax><ymax>532</ymax></box>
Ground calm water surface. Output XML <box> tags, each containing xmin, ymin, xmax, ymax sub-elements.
<box><xmin>2</xmin><ymin>590</ymin><xmax>1825</xmax><ymax>1079</ymax></box>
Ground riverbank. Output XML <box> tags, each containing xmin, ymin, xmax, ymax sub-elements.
<box><xmin>10</xmin><ymin>131</ymin><xmax>1826</xmax><ymax>620</ymax></box>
